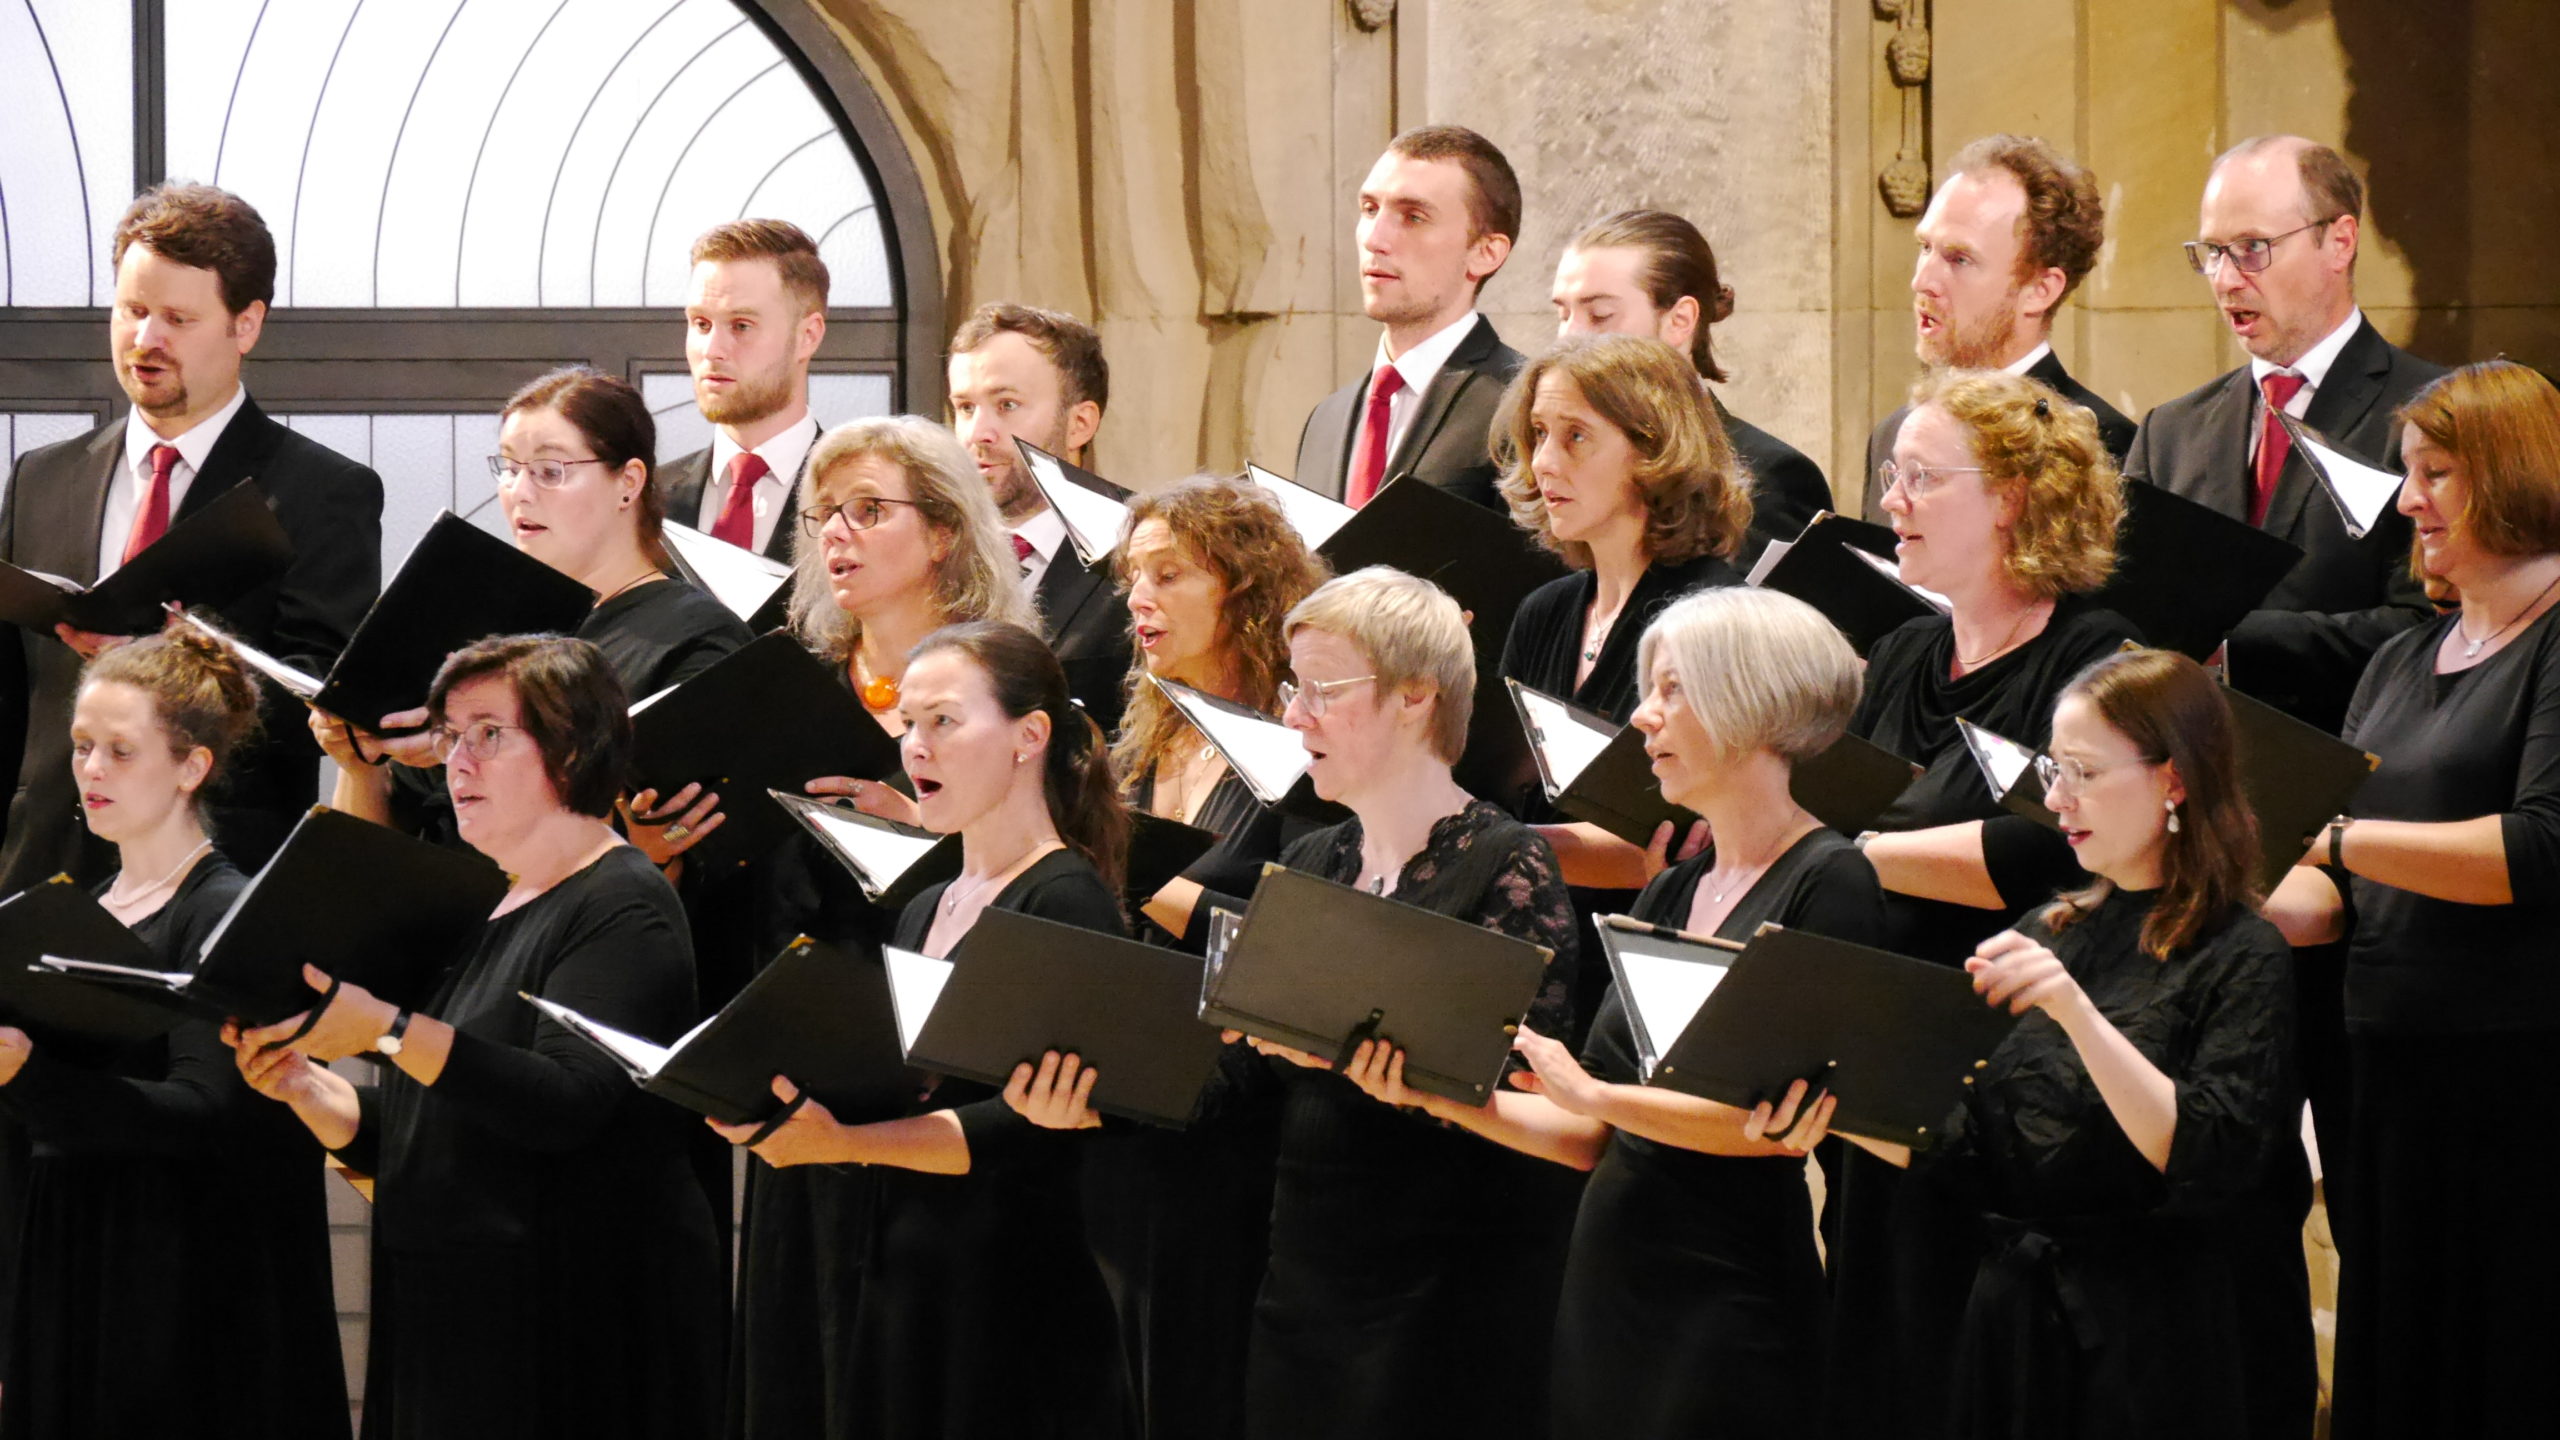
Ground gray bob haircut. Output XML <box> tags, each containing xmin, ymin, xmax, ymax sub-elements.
<box><xmin>788</xmin><ymin>415</ymin><xmax>1034</xmax><ymax>659</ymax></box>
<box><xmin>1636</xmin><ymin>586</ymin><xmax>1860</xmax><ymax>762</ymax></box>
<box><xmin>1283</xmin><ymin>566</ymin><xmax>1474</xmax><ymax>765</ymax></box>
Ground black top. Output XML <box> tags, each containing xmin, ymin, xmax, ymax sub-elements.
<box><xmin>1851</xmin><ymin>596</ymin><xmax>2140</xmax><ymax>962</ymax></box>
<box><xmin>582</xmin><ymin>575</ymin><xmax>756</xmax><ymax>699</ymax></box>
<box><xmin>1718</xmin><ymin>396</ymin><xmax>1833</xmax><ymax>561</ymax></box>
<box><xmin>0</xmin><ymin>854</ymin><xmax>347</xmax><ymax>1439</ymax></box>
<box><xmin>2341</xmin><ymin>606</ymin><xmax>2560</xmax><ymax>1033</ymax></box>
<box><xmin>1500</xmin><ymin>550</ymin><xmax>1746</xmax><ymax>736</ymax></box>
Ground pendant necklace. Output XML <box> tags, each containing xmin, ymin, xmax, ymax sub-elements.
<box><xmin>2457</xmin><ymin>567</ymin><xmax>2560</xmax><ymax>658</ymax></box>
<box><xmin>105</xmin><ymin>839</ymin><xmax>210</xmax><ymax>909</ymax></box>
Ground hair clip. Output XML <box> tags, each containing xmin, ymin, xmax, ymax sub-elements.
<box><xmin>2033</xmin><ymin>395</ymin><xmax>2051</xmax><ymax>419</ymax></box>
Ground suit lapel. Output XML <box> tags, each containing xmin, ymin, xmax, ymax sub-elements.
<box><xmin>2187</xmin><ymin>371</ymin><xmax>2258</xmax><ymax>519</ymax></box>
<box><xmin>1037</xmin><ymin>549</ymin><xmax>1109</xmax><ymax>652</ymax></box>
<box><xmin>174</xmin><ymin>393</ymin><xmax>278</xmax><ymax>522</ymax></box>
<box><xmin>1387</xmin><ymin>316</ymin><xmax>1497</xmax><ymax>478</ymax></box>
<box><xmin>60</xmin><ymin>424</ymin><xmax>126</xmax><ymax>585</ymax></box>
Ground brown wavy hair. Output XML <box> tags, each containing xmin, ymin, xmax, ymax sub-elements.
<box><xmin>1109</xmin><ymin>475</ymin><xmax>1328</xmax><ymax>790</ymax></box>
<box><xmin>2039</xmin><ymin>648</ymin><xmax>2259</xmax><ymax>959</ymax></box>
<box><xmin>1945</xmin><ymin>134</ymin><xmax>2107</xmax><ymax>305</ymax></box>
<box><xmin>2393</xmin><ymin>360</ymin><xmax>2560</xmax><ymax>560</ymax></box>
<box><xmin>1493</xmin><ymin>333</ymin><xmax>1752</xmax><ymax>571</ymax></box>
<box><xmin>1906</xmin><ymin>368</ymin><xmax>2123</xmax><ymax>598</ymax></box>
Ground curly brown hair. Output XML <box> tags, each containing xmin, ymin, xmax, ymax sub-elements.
<box><xmin>1109</xmin><ymin>475</ymin><xmax>1328</xmax><ymax>789</ymax></box>
<box><xmin>1907</xmin><ymin>368</ymin><xmax>2123</xmax><ymax>599</ymax></box>
<box><xmin>1493</xmin><ymin>334</ymin><xmax>1752</xmax><ymax>571</ymax></box>
<box><xmin>111</xmin><ymin>183</ymin><xmax>275</xmax><ymax>316</ymax></box>
<box><xmin>1946</xmin><ymin>134</ymin><xmax>2106</xmax><ymax>305</ymax></box>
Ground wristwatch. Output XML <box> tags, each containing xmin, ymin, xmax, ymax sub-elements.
<box><xmin>375</xmin><ymin>1007</ymin><xmax>415</xmax><ymax>1058</ymax></box>
<box><xmin>2325</xmin><ymin>815</ymin><xmax>2354</xmax><ymax>871</ymax></box>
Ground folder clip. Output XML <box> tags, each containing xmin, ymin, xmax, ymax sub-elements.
<box><xmin>1332</xmin><ymin>1007</ymin><xmax>1388</xmax><ymax>1073</ymax></box>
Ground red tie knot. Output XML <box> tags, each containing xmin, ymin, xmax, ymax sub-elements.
<box><xmin>1010</xmin><ymin>533</ymin><xmax>1037</xmax><ymax>564</ymax></box>
<box><xmin>2261</xmin><ymin>370</ymin><xmax>2306</xmax><ymax>409</ymax></box>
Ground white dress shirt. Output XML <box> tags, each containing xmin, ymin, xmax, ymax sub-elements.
<box><xmin>1011</xmin><ymin>505</ymin><xmax>1068</xmax><ymax>593</ymax></box>
<box><xmin>702</xmin><ymin>412</ymin><xmax>822</xmax><ymax>554</ymax></box>
<box><xmin>102</xmin><ymin>384</ymin><xmax>250</xmax><ymax>579</ymax></box>
<box><xmin>2002</xmin><ymin>341</ymin><xmax>2054</xmax><ymax>377</ymax></box>
<box><xmin>1359</xmin><ymin>311</ymin><xmax>1484</xmax><ymax>472</ymax></box>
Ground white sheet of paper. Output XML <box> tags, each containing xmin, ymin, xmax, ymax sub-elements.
<box><xmin>628</xmin><ymin>684</ymin><xmax>677</xmax><ymax>716</ymax></box>
<box><xmin>1157</xmin><ymin>680</ymin><xmax>1312</xmax><ymax>805</ymax></box>
<box><xmin>795</xmin><ymin>802</ymin><xmax>944</xmax><ymax>900</ymax></box>
<box><xmin>1023</xmin><ymin>448</ymin><xmax>1129</xmax><ymax>566</ymax></box>
<box><xmin>2294</xmin><ymin>431</ymin><xmax>2402</xmax><ymax>539</ymax></box>
<box><xmin>523</xmin><ymin>994</ymin><xmax>673</xmax><ymax>1078</ymax></box>
<box><xmin>1244</xmin><ymin>463</ymin><xmax>1355</xmax><ymax>549</ymax></box>
<box><xmin>1743</xmin><ymin>536</ymin><xmax>1794</xmax><ymax>587</ymax></box>
<box><xmin>180</xmin><ymin>611</ymin><xmax>322</xmax><ymax>697</ymax></box>
<box><xmin>37</xmin><ymin>955</ymin><xmax>194</xmax><ymax>988</ymax></box>
<box><xmin>662</xmin><ymin>521</ymin><xmax>792</xmax><ymax>622</ymax></box>
<box><xmin>1612</xmin><ymin>941</ymin><xmax>1730</xmax><ymax>1081</ymax></box>
<box><xmin>1514</xmin><ymin>684</ymin><xmax>1615</xmax><ymax>794</ymax></box>
<box><xmin>1851</xmin><ymin>544</ymin><xmax>1953</xmax><ymax>613</ymax></box>
<box><xmin>1957</xmin><ymin>718</ymin><xmax>2037</xmax><ymax>796</ymax></box>
<box><xmin>882</xmin><ymin>946</ymin><xmax>955</xmax><ymax>1055</ymax></box>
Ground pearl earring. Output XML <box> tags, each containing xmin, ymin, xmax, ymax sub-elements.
<box><xmin>2165</xmin><ymin>798</ymin><xmax>2181</xmax><ymax>835</ymax></box>
<box><xmin>1013</xmin><ymin>752</ymin><xmax>1026</xmax><ymax>767</ymax></box>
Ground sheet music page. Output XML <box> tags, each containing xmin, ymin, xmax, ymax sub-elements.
<box><xmin>1743</xmin><ymin>537</ymin><xmax>1795</xmax><ymax>587</ymax></box>
<box><xmin>1849</xmin><ymin>544</ymin><xmax>1953</xmax><ymax>613</ymax></box>
<box><xmin>1159</xmin><ymin>681</ymin><xmax>1312</xmax><ymax>805</ymax></box>
<box><xmin>37</xmin><ymin>956</ymin><xmax>194</xmax><ymax>987</ymax></box>
<box><xmin>2293</xmin><ymin>430</ymin><xmax>2402</xmax><ymax>538</ymax></box>
<box><xmin>180</xmin><ymin>611</ymin><xmax>323</xmax><ymax>697</ymax></box>
<box><xmin>1957</xmin><ymin>718</ymin><xmax>2037</xmax><ymax>797</ymax></box>
<box><xmin>796</xmin><ymin>802</ymin><xmax>944</xmax><ymax>899</ymax></box>
<box><xmin>882</xmin><ymin>946</ymin><xmax>955</xmax><ymax>1054</ymax></box>
<box><xmin>662</xmin><ymin>522</ymin><xmax>791</xmax><ymax>621</ymax></box>
<box><xmin>1613</xmin><ymin>940</ymin><xmax>1729</xmax><ymax>1081</ymax></box>
<box><xmin>523</xmin><ymin>994</ymin><xmax>673</xmax><ymax>1077</ymax></box>
<box><xmin>1023</xmin><ymin>447</ymin><xmax>1129</xmax><ymax>565</ymax></box>
<box><xmin>1244</xmin><ymin>463</ymin><xmax>1355</xmax><ymax>549</ymax></box>
<box><xmin>1515</xmin><ymin>685</ymin><xmax>1615</xmax><ymax>791</ymax></box>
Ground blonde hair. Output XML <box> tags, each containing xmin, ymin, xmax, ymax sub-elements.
<box><xmin>1110</xmin><ymin>474</ymin><xmax>1328</xmax><ymax>787</ymax></box>
<box><xmin>1905</xmin><ymin>369</ymin><xmax>2123</xmax><ymax>598</ymax></box>
<box><xmin>1636</xmin><ymin>587</ymin><xmax>1860</xmax><ymax>763</ymax></box>
<box><xmin>1284</xmin><ymin>567</ymin><xmax>1474</xmax><ymax>765</ymax></box>
<box><xmin>788</xmin><ymin>415</ymin><xmax>1033</xmax><ymax>660</ymax></box>
<box><xmin>1494</xmin><ymin>334</ymin><xmax>1752</xmax><ymax>571</ymax></box>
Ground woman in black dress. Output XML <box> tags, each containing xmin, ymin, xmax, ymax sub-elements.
<box><xmin>1778</xmin><ymin>647</ymin><xmax>2303</xmax><ymax>1439</ymax></box>
<box><xmin>1351</xmin><ymin>585</ymin><xmax>1880</xmax><ymax>1439</ymax></box>
<box><xmin>710</xmin><ymin>620</ymin><xmax>1134</xmax><ymax>1439</ymax></box>
<box><xmin>233</xmin><ymin>636</ymin><xmax>722</xmax><ymax>1440</ymax></box>
<box><xmin>0</xmin><ymin>628</ymin><xmax>345</xmax><ymax>1438</ymax></box>
<box><xmin>2264</xmin><ymin>360</ymin><xmax>2560</xmax><ymax>1439</ymax></box>
<box><xmin>1830</xmin><ymin>368</ymin><xmax>2142</xmax><ymax>1439</ymax></box>
<box><xmin>1227</xmin><ymin>566</ymin><xmax>1582</xmax><ymax>1440</ymax></box>
<box><xmin>1492</xmin><ymin>332</ymin><xmax>1753</xmax><ymax>1029</ymax></box>
<box><xmin>1547</xmin><ymin>207</ymin><xmax>1833</xmax><ymax>551</ymax></box>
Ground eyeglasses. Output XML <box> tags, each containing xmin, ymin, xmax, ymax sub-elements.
<box><xmin>428</xmin><ymin>720</ymin><xmax>527</xmax><ymax>764</ymax></box>
<box><xmin>487</xmin><ymin>456</ymin><xmax>610</xmax><ymax>490</ymax></box>
<box><xmin>2032</xmin><ymin>751</ymin><xmax>2158</xmax><ymax>797</ymax></box>
<box><xmin>798</xmin><ymin>495</ymin><xmax>922</xmax><ymax>537</ymax></box>
<box><xmin>2181</xmin><ymin>217</ymin><xmax>2340</xmax><ymax>276</ymax></box>
<box><xmin>1276</xmin><ymin>674</ymin><xmax>1377</xmax><ymax>718</ymax></box>
<box><xmin>1875</xmin><ymin>460</ymin><xmax>1987</xmax><ymax>500</ymax></box>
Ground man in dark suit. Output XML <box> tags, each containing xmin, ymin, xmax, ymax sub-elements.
<box><xmin>655</xmin><ymin>219</ymin><xmax>829</xmax><ymax>562</ymax></box>
<box><xmin>946</xmin><ymin>302</ymin><xmax>1131</xmax><ymax>735</ymax></box>
<box><xmin>0</xmin><ymin>183</ymin><xmax>382</xmax><ymax>893</ymax></box>
<box><xmin>2128</xmin><ymin>136</ymin><xmax>2439</xmax><ymax>733</ymax></box>
<box><xmin>1861</xmin><ymin>135</ymin><xmax>2136</xmax><ymax>519</ymax></box>
<box><xmin>1294</xmin><ymin>125</ymin><xmax>1525</xmax><ymax>510</ymax></box>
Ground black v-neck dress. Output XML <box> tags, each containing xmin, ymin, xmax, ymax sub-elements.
<box><xmin>1553</xmin><ymin>830</ymin><xmax>1884</xmax><ymax>1439</ymax></box>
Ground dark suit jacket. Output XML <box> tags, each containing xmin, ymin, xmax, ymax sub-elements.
<box><xmin>1860</xmin><ymin>348</ymin><xmax>2138</xmax><ymax>520</ymax></box>
<box><xmin>656</xmin><ymin>443</ymin><xmax>803</xmax><ymax>563</ymax></box>
<box><xmin>1716</xmin><ymin>395</ymin><xmax>1832</xmax><ymax>553</ymax></box>
<box><xmin>0</xmin><ymin>396</ymin><xmax>383</xmax><ymax>891</ymax></box>
<box><xmin>2125</xmin><ymin>317</ymin><xmax>2442</xmax><ymax>731</ymax></box>
<box><xmin>1035</xmin><ymin>549</ymin><xmax>1131</xmax><ymax>738</ymax></box>
<box><xmin>1292</xmin><ymin>315</ymin><xmax>1524</xmax><ymax>509</ymax></box>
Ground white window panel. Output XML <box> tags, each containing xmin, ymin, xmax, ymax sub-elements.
<box><xmin>162</xmin><ymin>0</ymin><xmax>891</xmax><ymax>310</ymax></box>
<box><xmin>0</xmin><ymin>0</ymin><xmax>133</xmax><ymax>306</ymax></box>
<box><xmin>279</xmin><ymin>412</ymin><xmax>507</xmax><ymax>577</ymax></box>
<box><xmin>639</xmin><ymin>371</ymin><xmax>895</xmax><ymax>472</ymax></box>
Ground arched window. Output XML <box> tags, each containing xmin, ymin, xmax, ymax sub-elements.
<box><xmin>0</xmin><ymin>0</ymin><xmax>940</xmax><ymax>569</ymax></box>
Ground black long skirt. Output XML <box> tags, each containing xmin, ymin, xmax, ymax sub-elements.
<box><xmin>2331</xmin><ymin>1030</ymin><xmax>2560</xmax><ymax>1439</ymax></box>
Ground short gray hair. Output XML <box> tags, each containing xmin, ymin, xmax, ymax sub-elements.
<box><xmin>1284</xmin><ymin>566</ymin><xmax>1474</xmax><ymax>764</ymax></box>
<box><xmin>788</xmin><ymin>415</ymin><xmax>1033</xmax><ymax>659</ymax></box>
<box><xmin>1635</xmin><ymin>586</ymin><xmax>1860</xmax><ymax>762</ymax></box>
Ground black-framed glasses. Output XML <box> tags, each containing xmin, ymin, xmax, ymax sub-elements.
<box><xmin>798</xmin><ymin>495</ymin><xmax>922</xmax><ymax>537</ymax></box>
<box><xmin>427</xmin><ymin>720</ymin><xmax>528</xmax><ymax>764</ymax></box>
<box><xmin>2181</xmin><ymin>217</ymin><xmax>2341</xmax><ymax>276</ymax></box>
<box><xmin>1875</xmin><ymin>459</ymin><xmax>1987</xmax><ymax>500</ymax></box>
<box><xmin>1276</xmin><ymin>674</ymin><xmax>1377</xmax><ymax>718</ymax></box>
<box><xmin>487</xmin><ymin>456</ymin><xmax>610</xmax><ymax>490</ymax></box>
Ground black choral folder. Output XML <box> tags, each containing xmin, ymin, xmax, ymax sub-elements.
<box><xmin>1016</xmin><ymin>437</ymin><xmax>1132</xmax><ymax>570</ymax></box>
<box><xmin>1597</xmin><ymin>915</ymin><xmax>2018</xmax><ymax>1150</ymax></box>
<box><xmin>773</xmin><ymin>791</ymin><xmax>964</xmax><ymax>913</ymax></box>
<box><xmin>1749</xmin><ymin>511</ymin><xmax>1941</xmax><ymax>656</ymax></box>
<box><xmin>38</xmin><ymin>808</ymin><xmax>506</xmax><ymax>1026</ymax></box>
<box><xmin>629</xmin><ymin>634</ymin><xmax>902</xmax><ymax>870</ymax></box>
<box><xmin>1201</xmin><ymin>864</ymin><xmax>1552</xmax><ymax>1105</ymax></box>
<box><xmin>0</xmin><ymin>879</ymin><xmax>189</xmax><ymax>1057</ymax></box>
<box><xmin>884</xmin><ymin>908</ymin><xmax>1228</xmax><ymax>1128</ymax></box>
<box><xmin>0</xmin><ymin>481</ymin><xmax>293</xmax><ymax>637</ymax></box>
<box><xmin>223</xmin><ymin>512</ymin><xmax>594</xmax><ymax>727</ymax></box>
<box><xmin>2097</xmin><ymin>481</ymin><xmax>2305</xmax><ymax>661</ymax></box>
<box><xmin>523</xmin><ymin>935</ymin><xmax>913</xmax><ymax>1126</ymax></box>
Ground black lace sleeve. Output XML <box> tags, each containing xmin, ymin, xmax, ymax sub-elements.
<box><xmin>1463</xmin><ymin>823</ymin><xmax>1580</xmax><ymax>1042</ymax></box>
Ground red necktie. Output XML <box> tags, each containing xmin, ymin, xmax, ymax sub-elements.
<box><xmin>1347</xmin><ymin>362</ymin><xmax>1406</xmax><ymax>508</ymax></box>
<box><xmin>712</xmin><ymin>451</ymin><xmax>770</xmax><ymax>548</ymax></box>
<box><xmin>2251</xmin><ymin>371</ymin><xmax>2307</xmax><ymax>527</ymax></box>
<box><xmin>124</xmin><ymin>444</ymin><xmax>179</xmax><ymax>563</ymax></box>
<box><xmin>1010</xmin><ymin>532</ymin><xmax>1036</xmax><ymax>576</ymax></box>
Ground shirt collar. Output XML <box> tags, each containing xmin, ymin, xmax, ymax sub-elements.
<box><xmin>708</xmin><ymin>410</ymin><xmax>821</xmax><ymax>486</ymax></box>
<box><xmin>2002</xmin><ymin>341</ymin><xmax>2054</xmax><ymax>378</ymax></box>
<box><xmin>1374</xmin><ymin>311</ymin><xmax>1482</xmax><ymax>397</ymax></box>
<box><xmin>1013</xmin><ymin>506</ymin><xmax>1067</xmax><ymax>564</ymax></box>
<box><xmin>124</xmin><ymin>384</ymin><xmax>248</xmax><ymax>477</ymax></box>
<box><xmin>2250</xmin><ymin>307</ymin><xmax>2363</xmax><ymax>391</ymax></box>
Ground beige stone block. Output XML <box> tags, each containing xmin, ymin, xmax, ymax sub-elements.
<box><xmin>2082</xmin><ymin>0</ymin><xmax>2222</xmax><ymax>312</ymax></box>
<box><xmin>2077</xmin><ymin>307</ymin><xmax>2230</xmax><ymax>423</ymax></box>
<box><xmin>1930</xmin><ymin>0</ymin><xmax>2079</xmax><ymax>157</ymax></box>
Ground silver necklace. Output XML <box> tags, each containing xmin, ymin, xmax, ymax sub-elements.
<box><xmin>1581</xmin><ymin>596</ymin><xmax>1628</xmax><ymax>664</ymax></box>
<box><xmin>1955</xmin><ymin>599</ymin><xmax>2048</xmax><ymax>671</ymax></box>
<box><xmin>2457</xmin><ymin>568</ymin><xmax>2560</xmax><ymax>658</ymax></box>
<box><xmin>106</xmin><ymin>839</ymin><xmax>209</xmax><ymax>908</ymax></box>
<box><xmin>942</xmin><ymin>838</ymin><xmax>1059</xmax><ymax>913</ymax></box>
